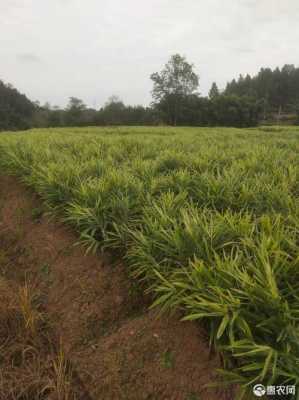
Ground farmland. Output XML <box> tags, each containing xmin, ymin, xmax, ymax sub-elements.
<box><xmin>1</xmin><ymin>126</ymin><xmax>299</xmax><ymax>396</ymax></box>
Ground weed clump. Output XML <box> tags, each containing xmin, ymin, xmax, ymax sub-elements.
<box><xmin>0</xmin><ymin>278</ymin><xmax>74</xmax><ymax>399</ymax></box>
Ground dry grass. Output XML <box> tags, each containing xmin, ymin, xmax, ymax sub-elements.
<box><xmin>50</xmin><ymin>344</ymin><xmax>73</xmax><ymax>400</ymax></box>
<box><xmin>18</xmin><ymin>280</ymin><xmax>43</xmax><ymax>337</ymax></box>
<box><xmin>0</xmin><ymin>277</ymin><xmax>75</xmax><ymax>400</ymax></box>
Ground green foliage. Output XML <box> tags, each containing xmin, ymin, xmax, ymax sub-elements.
<box><xmin>0</xmin><ymin>80</ymin><xmax>35</xmax><ymax>130</ymax></box>
<box><xmin>209</xmin><ymin>95</ymin><xmax>263</xmax><ymax>127</ymax></box>
<box><xmin>151</xmin><ymin>54</ymin><xmax>199</xmax><ymax>125</ymax></box>
<box><xmin>3</xmin><ymin>62</ymin><xmax>299</xmax><ymax>131</ymax></box>
<box><xmin>225</xmin><ymin>64</ymin><xmax>299</xmax><ymax>116</ymax></box>
<box><xmin>209</xmin><ymin>82</ymin><xmax>220</xmax><ymax>99</ymax></box>
<box><xmin>31</xmin><ymin>207</ymin><xmax>44</xmax><ymax>221</ymax></box>
<box><xmin>1</xmin><ymin>126</ymin><xmax>299</xmax><ymax>397</ymax></box>
<box><xmin>151</xmin><ymin>54</ymin><xmax>199</xmax><ymax>100</ymax></box>
<box><xmin>162</xmin><ymin>349</ymin><xmax>175</xmax><ymax>369</ymax></box>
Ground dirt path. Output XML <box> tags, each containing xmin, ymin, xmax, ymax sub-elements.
<box><xmin>0</xmin><ymin>175</ymin><xmax>234</xmax><ymax>400</ymax></box>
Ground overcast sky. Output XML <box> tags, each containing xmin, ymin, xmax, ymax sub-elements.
<box><xmin>1</xmin><ymin>0</ymin><xmax>299</xmax><ymax>108</ymax></box>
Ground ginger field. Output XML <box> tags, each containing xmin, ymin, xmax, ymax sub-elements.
<box><xmin>1</xmin><ymin>126</ymin><xmax>299</xmax><ymax>396</ymax></box>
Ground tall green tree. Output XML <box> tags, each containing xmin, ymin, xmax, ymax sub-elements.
<box><xmin>209</xmin><ymin>82</ymin><xmax>220</xmax><ymax>99</ymax></box>
<box><xmin>150</xmin><ymin>54</ymin><xmax>199</xmax><ymax>125</ymax></box>
<box><xmin>101</xmin><ymin>96</ymin><xmax>126</xmax><ymax>125</ymax></box>
<box><xmin>65</xmin><ymin>97</ymin><xmax>86</xmax><ymax>126</ymax></box>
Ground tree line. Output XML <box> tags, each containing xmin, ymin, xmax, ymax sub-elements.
<box><xmin>1</xmin><ymin>54</ymin><xmax>299</xmax><ymax>131</ymax></box>
<box><xmin>225</xmin><ymin>64</ymin><xmax>299</xmax><ymax>114</ymax></box>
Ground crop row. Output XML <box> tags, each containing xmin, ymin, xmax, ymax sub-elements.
<box><xmin>1</xmin><ymin>126</ymin><xmax>299</xmax><ymax>397</ymax></box>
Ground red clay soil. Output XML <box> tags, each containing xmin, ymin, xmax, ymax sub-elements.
<box><xmin>0</xmin><ymin>175</ymin><xmax>235</xmax><ymax>400</ymax></box>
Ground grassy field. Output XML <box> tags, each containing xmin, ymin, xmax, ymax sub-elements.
<box><xmin>1</xmin><ymin>126</ymin><xmax>299</xmax><ymax>396</ymax></box>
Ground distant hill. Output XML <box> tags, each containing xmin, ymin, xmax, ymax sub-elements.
<box><xmin>0</xmin><ymin>80</ymin><xmax>35</xmax><ymax>130</ymax></box>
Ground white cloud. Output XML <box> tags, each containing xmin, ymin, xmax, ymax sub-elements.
<box><xmin>17</xmin><ymin>53</ymin><xmax>42</xmax><ymax>63</ymax></box>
